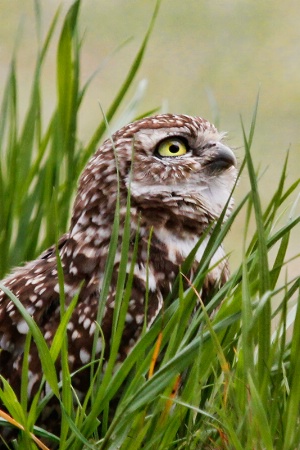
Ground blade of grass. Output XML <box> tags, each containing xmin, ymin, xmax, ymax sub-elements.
<box><xmin>0</xmin><ymin>285</ymin><xmax>59</xmax><ymax>398</ymax></box>
<box><xmin>241</xmin><ymin>95</ymin><xmax>271</xmax><ymax>399</ymax></box>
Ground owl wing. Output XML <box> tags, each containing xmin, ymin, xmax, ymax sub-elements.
<box><xmin>0</xmin><ymin>237</ymin><xmax>70</xmax><ymax>357</ymax></box>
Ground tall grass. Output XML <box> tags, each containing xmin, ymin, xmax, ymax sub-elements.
<box><xmin>1</xmin><ymin>1</ymin><xmax>300</xmax><ymax>449</ymax></box>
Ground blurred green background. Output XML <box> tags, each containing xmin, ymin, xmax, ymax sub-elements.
<box><xmin>0</xmin><ymin>0</ymin><xmax>299</xmax><ymax>271</ymax></box>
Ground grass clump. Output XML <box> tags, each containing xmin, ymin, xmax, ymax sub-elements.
<box><xmin>1</xmin><ymin>1</ymin><xmax>300</xmax><ymax>449</ymax></box>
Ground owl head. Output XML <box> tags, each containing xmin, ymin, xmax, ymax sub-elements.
<box><xmin>70</xmin><ymin>114</ymin><xmax>237</xmax><ymax>244</ymax></box>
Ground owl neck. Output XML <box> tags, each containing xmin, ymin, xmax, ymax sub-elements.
<box><xmin>136</xmin><ymin>203</ymin><xmax>213</xmax><ymax>236</ymax></box>
<box><xmin>61</xmin><ymin>200</ymin><xmax>213</xmax><ymax>294</ymax></box>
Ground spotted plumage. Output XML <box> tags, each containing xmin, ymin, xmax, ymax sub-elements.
<box><xmin>0</xmin><ymin>114</ymin><xmax>237</xmax><ymax>436</ymax></box>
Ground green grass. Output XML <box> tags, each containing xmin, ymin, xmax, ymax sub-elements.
<box><xmin>1</xmin><ymin>1</ymin><xmax>300</xmax><ymax>449</ymax></box>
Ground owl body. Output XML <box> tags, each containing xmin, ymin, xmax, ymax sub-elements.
<box><xmin>0</xmin><ymin>114</ymin><xmax>236</xmax><ymax>432</ymax></box>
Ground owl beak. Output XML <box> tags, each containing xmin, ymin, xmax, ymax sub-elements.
<box><xmin>204</xmin><ymin>143</ymin><xmax>237</xmax><ymax>172</ymax></box>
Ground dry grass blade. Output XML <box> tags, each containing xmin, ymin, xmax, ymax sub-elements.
<box><xmin>0</xmin><ymin>409</ymin><xmax>50</xmax><ymax>450</ymax></box>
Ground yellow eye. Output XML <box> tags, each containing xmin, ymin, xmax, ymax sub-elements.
<box><xmin>156</xmin><ymin>138</ymin><xmax>188</xmax><ymax>157</ymax></box>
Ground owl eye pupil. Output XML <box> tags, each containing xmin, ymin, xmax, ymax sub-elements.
<box><xmin>169</xmin><ymin>144</ymin><xmax>180</xmax><ymax>153</ymax></box>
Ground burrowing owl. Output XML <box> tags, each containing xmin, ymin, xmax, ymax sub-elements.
<box><xmin>0</xmin><ymin>114</ymin><xmax>237</xmax><ymax>436</ymax></box>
